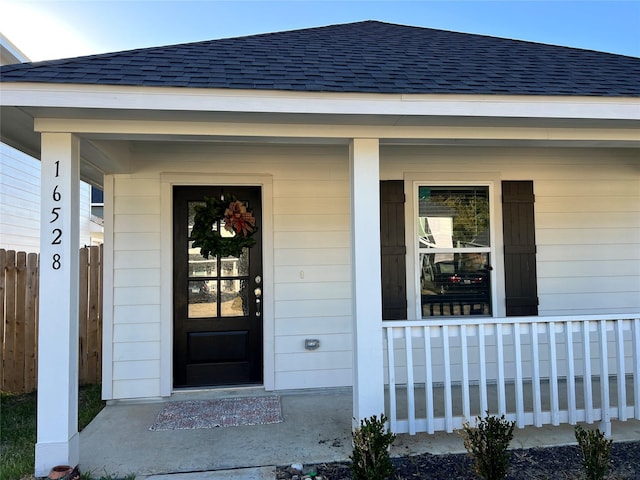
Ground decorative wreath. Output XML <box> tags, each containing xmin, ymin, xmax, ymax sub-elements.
<box><xmin>191</xmin><ymin>195</ymin><xmax>257</xmax><ymax>259</ymax></box>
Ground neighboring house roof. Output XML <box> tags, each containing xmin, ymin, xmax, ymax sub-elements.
<box><xmin>1</xmin><ymin>21</ymin><xmax>639</xmax><ymax>96</ymax></box>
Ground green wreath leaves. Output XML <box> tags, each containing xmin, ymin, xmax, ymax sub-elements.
<box><xmin>191</xmin><ymin>195</ymin><xmax>257</xmax><ymax>259</ymax></box>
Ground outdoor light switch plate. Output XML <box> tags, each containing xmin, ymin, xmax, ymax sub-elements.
<box><xmin>305</xmin><ymin>339</ymin><xmax>320</xmax><ymax>350</ymax></box>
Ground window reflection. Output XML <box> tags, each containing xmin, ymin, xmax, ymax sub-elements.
<box><xmin>188</xmin><ymin>280</ymin><xmax>217</xmax><ymax>318</ymax></box>
<box><xmin>221</xmin><ymin>279</ymin><xmax>248</xmax><ymax>317</ymax></box>
<box><xmin>417</xmin><ymin>187</ymin><xmax>490</xmax><ymax>249</ymax></box>
<box><xmin>417</xmin><ymin>186</ymin><xmax>492</xmax><ymax>317</ymax></box>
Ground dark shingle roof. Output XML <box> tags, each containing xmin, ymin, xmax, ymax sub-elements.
<box><xmin>2</xmin><ymin>21</ymin><xmax>639</xmax><ymax>96</ymax></box>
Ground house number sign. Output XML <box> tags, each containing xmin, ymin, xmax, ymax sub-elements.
<box><xmin>49</xmin><ymin>160</ymin><xmax>63</xmax><ymax>270</ymax></box>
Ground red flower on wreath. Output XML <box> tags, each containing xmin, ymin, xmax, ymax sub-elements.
<box><xmin>223</xmin><ymin>200</ymin><xmax>256</xmax><ymax>237</ymax></box>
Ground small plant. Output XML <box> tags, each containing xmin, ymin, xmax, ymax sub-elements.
<box><xmin>574</xmin><ymin>425</ymin><xmax>612</xmax><ymax>480</ymax></box>
<box><xmin>461</xmin><ymin>412</ymin><xmax>515</xmax><ymax>480</ymax></box>
<box><xmin>350</xmin><ymin>414</ymin><xmax>396</xmax><ymax>480</ymax></box>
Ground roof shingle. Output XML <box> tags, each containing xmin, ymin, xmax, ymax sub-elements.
<box><xmin>1</xmin><ymin>21</ymin><xmax>639</xmax><ymax>96</ymax></box>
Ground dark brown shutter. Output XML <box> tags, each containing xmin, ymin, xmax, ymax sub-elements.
<box><xmin>380</xmin><ymin>180</ymin><xmax>407</xmax><ymax>320</ymax></box>
<box><xmin>502</xmin><ymin>181</ymin><xmax>539</xmax><ymax>316</ymax></box>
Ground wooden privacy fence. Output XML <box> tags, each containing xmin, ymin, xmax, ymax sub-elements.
<box><xmin>384</xmin><ymin>314</ymin><xmax>640</xmax><ymax>436</ymax></box>
<box><xmin>0</xmin><ymin>246</ymin><xmax>103</xmax><ymax>393</ymax></box>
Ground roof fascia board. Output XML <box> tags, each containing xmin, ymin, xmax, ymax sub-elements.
<box><xmin>2</xmin><ymin>83</ymin><xmax>639</xmax><ymax>121</ymax></box>
<box><xmin>33</xmin><ymin>117</ymin><xmax>640</xmax><ymax>143</ymax></box>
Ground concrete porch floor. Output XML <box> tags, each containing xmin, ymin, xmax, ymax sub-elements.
<box><xmin>79</xmin><ymin>387</ymin><xmax>640</xmax><ymax>479</ymax></box>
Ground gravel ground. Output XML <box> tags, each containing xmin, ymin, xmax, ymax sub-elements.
<box><xmin>276</xmin><ymin>441</ymin><xmax>640</xmax><ymax>479</ymax></box>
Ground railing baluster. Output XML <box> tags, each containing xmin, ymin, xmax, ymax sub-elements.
<box><xmin>548</xmin><ymin>321</ymin><xmax>559</xmax><ymax>426</ymax></box>
<box><xmin>565</xmin><ymin>321</ymin><xmax>577</xmax><ymax>425</ymax></box>
<box><xmin>583</xmin><ymin>320</ymin><xmax>594</xmax><ymax>424</ymax></box>
<box><xmin>461</xmin><ymin>325</ymin><xmax>471</xmax><ymax>421</ymax></box>
<box><xmin>424</xmin><ymin>325</ymin><xmax>434</xmax><ymax>434</ymax></box>
<box><xmin>634</xmin><ymin>318</ymin><xmax>640</xmax><ymax>420</ymax></box>
<box><xmin>405</xmin><ymin>326</ymin><xmax>416</xmax><ymax>435</ymax></box>
<box><xmin>386</xmin><ymin>326</ymin><xmax>397</xmax><ymax>432</ymax></box>
<box><xmin>496</xmin><ymin>323</ymin><xmax>506</xmax><ymax>416</ymax></box>
<box><xmin>514</xmin><ymin>322</ymin><xmax>524</xmax><ymax>428</ymax></box>
<box><xmin>599</xmin><ymin>319</ymin><xmax>611</xmax><ymax>436</ymax></box>
<box><xmin>479</xmin><ymin>323</ymin><xmax>488</xmax><ymax>415</ymax></box>
<box><xmin>616</xmin><ymin>319</ymin><xmax>627</xmax><ymax>421</ymax></box>
<box><xmin>532</xmin><ymin>322</ymin><xmax>542</xmax><ymax>427</ymax></box>
<box><xmin>443</xmin><ymin>325</ymin><xmax>453</xmax><ymax>432</ymax></box>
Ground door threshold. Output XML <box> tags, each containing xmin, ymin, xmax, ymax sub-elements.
<box><xmin>170</xmin><ymin>385</ymin><xmax>268</xmax><ymax>400</ymax></box>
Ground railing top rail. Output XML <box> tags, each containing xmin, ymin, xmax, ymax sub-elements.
<box><xmin>383</xmin><ymin>313</ymin><xmax>640</xmax><ymax>329</ymax></box>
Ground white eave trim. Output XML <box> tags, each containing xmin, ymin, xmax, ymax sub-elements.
<box><xmin>31</xmin><ymin>118</ymin><xmax>640</xmax><ymax>144</ymax></box>
<box><xmin>2</xmin><ymin>82</ymin><xmax>640</xmax><ymax>121</ymax></box>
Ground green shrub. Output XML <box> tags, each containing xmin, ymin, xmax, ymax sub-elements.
<box><xmin>574</xmin><ymin>425</ymin><xmax>612</xmax><ymax>480</ymax></box>
<box><xmin>461</xmin><ymin>413</ymin><xmax>515</xmax><ymax>480</ymax></box>
<box><xmin>350</xmin><ymin>414</ymin><xmax>396</xmax><ymax>480</ymax></box>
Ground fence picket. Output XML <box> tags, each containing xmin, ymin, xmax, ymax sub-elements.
<box><xmin>24</xmin><ymin>253</ymin><xmax>38</xmax><ymax>393</ymax></box>
<box><xmin>0</xmin><ymin>248</ymin><xmax>4</xmax><ymax>389</ymax></box>
<box><xmin>4</xmin><ymin>250</ymin><xmax>17</xmax><ymax>391</ymax></box>
<box><xmin>0</xmin><ymin>247</ymin><xmax>102</xmax><ymax>393</ymax></box>
<box><xmin>89</xmin><ymin>245</ymin><xmax>102</xmax><ymax>384</ymax></box>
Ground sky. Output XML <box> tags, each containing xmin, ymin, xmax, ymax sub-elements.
<box><xmin>0</xmin><ymin>0</ymin><xmax>639</xmax><ymax>62</ymax></box>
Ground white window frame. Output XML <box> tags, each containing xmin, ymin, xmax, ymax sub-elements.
<box><xmin>404</xmin><ymin>176</ymin><xmax>499</xmax><ymax>320</ymax></box>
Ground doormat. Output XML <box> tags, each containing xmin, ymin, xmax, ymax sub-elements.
<box><xmin>149</xmin><ymin>396</ymin><xmax>283</xmax><ymax>431</ymax></box>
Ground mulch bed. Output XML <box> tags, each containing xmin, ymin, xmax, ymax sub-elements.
<box><xmin>276</xmin><ymin>441</ymin><xmax>640</xmax><ymax>479</ymax></box>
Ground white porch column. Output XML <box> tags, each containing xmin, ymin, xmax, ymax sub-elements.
<box><xmin>35</xmin><ymin>133</ymin><xmax>81</xmax><ymax>476</ymax></box>
<box><xmin>350</xmin><ymin>138</ymin><xmax>385</xmax><ymax>424</ymax></box>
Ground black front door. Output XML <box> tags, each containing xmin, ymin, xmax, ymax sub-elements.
<box><xmin>173</xmin><ymin>185</ymin><xmax>263</xmax><ymax>388</ymax></box>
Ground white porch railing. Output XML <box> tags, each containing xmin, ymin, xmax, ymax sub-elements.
<box><xmin>383</xmin><ymin>314</ymin><xmax>640</xmax><ymax>436</ymax></box>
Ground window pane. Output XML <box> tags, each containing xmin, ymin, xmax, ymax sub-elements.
<box><xmin>420</xmin><ymin>252</ymin><xmax>491</xmax><ymax>317</ymax></box>
<box><xmin>189</xmin><ymin>242</ymin><xmax>217</xmax><ymax>277</ymax></box>
<box><xmin>188</xmin><ymin>201</ymin><xmax>206</xmax><ymax>238</ymax></box>
<box><xmin>418</xmin><ymin>187</ymin><xmax>490</xmax><ymax>249</ymax></box>
<box><xmin>188</xmin><ymin>280</ymin><xmax>217</xmax><ymax>318</ymax></box>
<box><xmin>221</xmin><ymin>279</ymin><xmax>248</xmax><ymax>317</ymax></box>
<box><xmin>221</xmin><ymin>249</ymin><xmax>249</xmax><ymax>277</ymax></box>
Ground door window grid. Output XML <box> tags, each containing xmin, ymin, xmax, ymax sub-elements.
<box><xmin>187</xmin><ymin>200</ymin><xmax>250</xmax><ymax>319</ymax></box>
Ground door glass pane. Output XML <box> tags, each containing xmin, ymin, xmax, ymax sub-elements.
<box><xmin>189</xmin><ymin>242</ymin><xmax>217</xmax><ymax>277</ymax></box>
<box><xmin>188</xmin><ymin>201</ymin><xmax>206</xmax><ymax>238</ymax></box>
<box><xmin>220</xmin><ymin>250</ymin><xmax>249</xmax><ymax>277</ymax></box>
<box><xmin>418</xmin><ymin>187</ymin><xmax>490</xmax><ymax>249</ymax></box>
<box><xmin>221</xmin><ymin>279</ymin><xmax>248</xmax><ymax>317</ymax></box>
<box><xmin>188</xmin><ymin>280</ymin><xmax>217</xmax><ymax>318</ymax></box>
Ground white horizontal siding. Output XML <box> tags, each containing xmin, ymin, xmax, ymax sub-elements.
<box><xmin>0</xmin><ymin>144</ymin><xmax>40</xmax><ymax>251</ymax></box>
<box><xmin>106</xmin><ymin>143</ymin><xmax>638</xmax><ymax>399</ymax></box>
<box><xmin>113</xmin><ymin>342</ymin><xmax>160</xmax><ymax>362</ymax></box>
<box><xmin>110</xmin><ymin>173</ymin><xmax>162</xmax><ymax>397</ymax></box>
<box><xmin>113</xmin><ymin>379</ymin><xmax>161</xmax><ymax>399</ymax></box>
<box><xmin>109</xmin><ymin>145</ymin><xmax>354</xmax><ymax>397</ymax></box>
<box><xmin>0</xmin><ymin>143</ymin><xmax>96</xmax><ymax>251</ymax></box>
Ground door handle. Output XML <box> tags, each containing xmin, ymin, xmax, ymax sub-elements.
<box><xmin>254</xmin><ymin>287</ymin><xmax>262</xmax><ymax>317</ymax></box>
